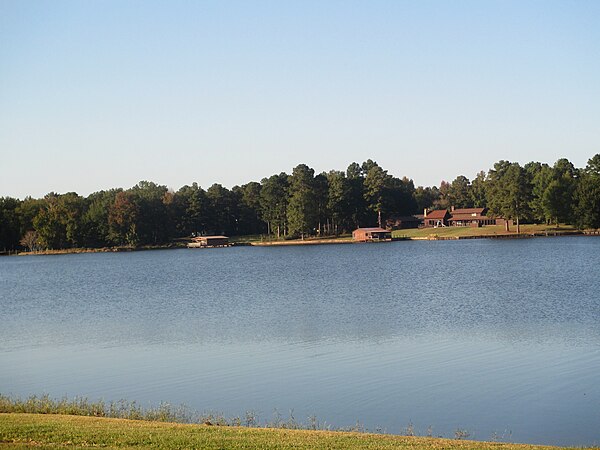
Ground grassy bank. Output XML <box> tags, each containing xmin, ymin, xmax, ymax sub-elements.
<box><xmin>392</xmin><ymin>224</ymin><xmax>581</xmax><ymax>240</ymax></box>
<box><xmin>246</xmin><ymin>225</ymin><xmax>584</xmax><ymax>245</ymax></box>
<box><xmin>5</xmin><ymin>226</ymin><xmax>593</xmax><ymax>257</ymax></box>
<box><xmin>1</xmin><ymin>413</ymin><xmax>589</xmax><ymax>450</ymax></box>
<box><xmin>249</xmin><ymin>236</ymin><xmax>354</xmax><ymax>246</ymax></box>
<box><xmin>14</xmin><ymin>243</ymin><xmax>187</xmax><ymax>257</ymax></box>
<box><xmin>2</xmin><ymin>396</ymin><xmax>589</xmax><ymax>449</ymax></box>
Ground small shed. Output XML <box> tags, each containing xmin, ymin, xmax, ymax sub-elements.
<box><xmin>188</xmin><ymin>235</ymin><xmax>229</xmax><ymax>248</ymax></box>
<box><xmin>352</xmin><ymin>227</ymin><xmax>392</xmax><ymax>242</ymax></box>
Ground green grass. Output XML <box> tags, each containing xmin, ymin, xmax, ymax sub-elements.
<box><xmin>244</xmin><ymin>235</ymin><xmax>354</xmax><ymax>246</ymax></box>
<box><xmin>1</xmin><ymin>413</ymin><xmax>592</xmax><ymax>450</ymax></box>
<box><xmin>392</xmin><ymin>224</ymin><xmax>579</xmax><ymax>240</ymax></box>
<box><xmin>230</xmin><ymin>234</ymin><xmax>352</xmax><ymax>243</ymax></box>
<box><xmin>233</xmin><ymin>226</ymin><xmax>582</xmax><ymax>245</ymax></box>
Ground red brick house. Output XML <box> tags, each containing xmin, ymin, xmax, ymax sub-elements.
<box><xmin>425</xmin><ymin>207</ymin><xmax>513</xmax><ymax>228</ymax></box>
<box><xmin>448</xmin><ymin>208</ymin><xmax>496</xmax><ymax>227</ymax></box>
<box><xmin>423</xmin><ymin>209</ymin><xmax>450</xmax><ymax>227</ymax></box>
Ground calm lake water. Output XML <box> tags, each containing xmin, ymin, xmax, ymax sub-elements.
<box><xmin>1</xmin><ymin>237</ymin><xmax>599</xmax><ymax>446</ymax></box>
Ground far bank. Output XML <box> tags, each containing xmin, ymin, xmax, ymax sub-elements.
<box><xmin>4</xmin><ymin>224</ymin><xmax>597</xmax><ymax>256</ymax></box>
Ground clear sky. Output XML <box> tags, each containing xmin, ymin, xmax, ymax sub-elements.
<box><xmin>1</xmin><ymin>0</ymin><xmax>599</xmax><ymax>199</ymax></box>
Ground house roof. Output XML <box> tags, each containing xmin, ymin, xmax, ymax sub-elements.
<box><xmin>425</xmin><ymin>209</ymin><xmax>449</xmax><ymax>219</ymax></box>
<box><xmin>451</xmin><ymin>208</ymin><xmax>486</xmax><ymax>215</ymax></box>
<box><xmin>192</xmin><ymin>235</ymin><xmax>229</xmax><ymax>241</ymax></box>
<box><xmin>449</xmin><ymin>214</ymin><xmax>487</xmax><ymax>221</ymax></box>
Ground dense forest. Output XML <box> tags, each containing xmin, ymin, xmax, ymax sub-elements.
<box><xmin>1</xmin><ymin>155</ymin><xmax>600</xmax><ymax>252</ymax></box>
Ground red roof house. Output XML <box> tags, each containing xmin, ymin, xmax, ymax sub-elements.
<box><xmin>423</xmin><ymin>209</ymin><xmax>450</xmax><ymax>227</ymax></box>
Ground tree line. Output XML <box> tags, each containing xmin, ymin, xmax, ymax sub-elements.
<box><xmin>1</xmin><ymin>155</ymin><xmax>600</xmax><ymax>251</ymax></box>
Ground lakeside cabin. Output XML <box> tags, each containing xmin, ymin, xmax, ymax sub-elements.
<box><xmin>447</xmin><ymin>207</ymin><xmax>496</xmax><ymax>227</ymax></box>
<box><xmin>352</xmin><ymin>227</ymin><xmax>392</xmax><ymax>242</ymax></box>
<box><xmin>187</xmin><ymin>235</ymin><xmax>230</xmax><ymax>248</ymax></box>
<box><xmin>423</xmin><ymin>207</ymin><xmax>513</xmax><ymax>228</ymax></box>
<box><xmin>423</xmin><ymin>209</ymin><xmax>451</xmax><ymax>227</ymax></box>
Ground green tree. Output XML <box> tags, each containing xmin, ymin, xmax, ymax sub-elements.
<box><xmin>470</xmin><ymin>171</ymin><xmax>487</xmax><ymax>208</ymax></box>
<box><xmin>33</xmin><ymin>194</ymin><xmax>65</xmax><ymax>250</ymax></box>
<box><xmin>386</xmin><ymin>176</ymin><xmax>418</xmax><ymax>216</ymax></box>
<box><xmin>585</xmin><ymin>154</ymin><xmax>600</xmax><ymax>175</ymax></box>
<box><xmin>435</xmin><ymin>181</ymin><xmax>451</xmax><ymax>210</ymax></box>
<box><xmin>260</xmin><ymin>173</ymin><xmax>289</xmax><ymax>238</ymax></box>
<box><xmin>232</xmin><ymin>182</ymin><xmax>265</xmax><ymax>236</ymax></box>
<box><xmin>16</xmin><ymin>197</ymin><xmax>45</xmax><ymax>239</ymax></box>
<box><xmin>363</xmin><ymin>161</ymin><xmax>392</xmax><ymax>228</ymax></box>
<box><xmin>108</xmin><ymin>191</ymin><xmax>139</xmax><ymax>246</ymax></box>
<box><xmin>414</xmin><ymin>186</ymin><xmax>439</xmax><ymax>213</ymax></box>
<box><xmin>346</xmin><ymin>162</ymin><xmax>368</xmax><ymax>228</ymax></box>
<box><xmin>542</xmin><ymin>158</ymin><xmax>578</xmax><ymax>225</ymax></box>
<box><xmin>528</xmin><ymin>163</ymin><xmax>553</xmax><ymax>224</ymax></box>
<box><xmin>326</xmin><ymin>170</ymin><xmax>352</xmax><ymax>234</ymax></box>
<box><xmin>487</xmin><ymin>161</ymin><xmax>531</xmax><ymax>233</ymax></box>
<box><xmin>574</xmin><ymin>154</ymin><xmax>600</xmax><ymax>229</ymax></box>
<box><xmin>0</xmin><ymin>197</ymin><xmax>22</xmax><ymax>251</ymax></box>
<box><xmin>174</xmin><ymin>183</ymin><xmax>209</xmax><ymax>236</ymax></box>
<box><xmin>447</xmin><ymin>175</ymin><xmax>473</xmax><ymax>209</ymax></box>
<box><xmin>81</xmin><ymin>189</ymin><xmax>120</xmax><ymax>247</ymax></box>
<box><xmin>206</xmin><ymin>183</ymin><xmax>236</xmax><ymax>235</ymax></box>
<box><xmin>287</xmin><ymin>164</ymin><xmax>318</xmax><ymax>239</ymax></box>
<box><xmin>129</xmin><ymin>181</ymin><xmax>170</xmax><ymax>244</ymax></box>
<box><xmin>33</xmin><ymin>193</ymin><xmax>85</xmax><ymax>249</ymax></box>
<box><xmin>314</xmin><ymin>173</ymin><xmax>329</xmax><ymax>236</ymax></box>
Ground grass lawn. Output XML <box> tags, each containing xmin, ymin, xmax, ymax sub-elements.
<box><xmin>392</xmin><ymin>224</ymin><xmax>579</xmax><ymax>239</ymax></box>
<box><xmin>0</xmin><ymin>413</ymin><xmax>593</xmax><ymax>450</ymax></box>
<box><xmin>242</xmin><ymin>235</ymin><xmax>354</xmax><ymax>245</ymax></box>
<box><xmin>233</xmin><ymin>226</ymin><xmax>582</xmax><ymax>245</ymax></box>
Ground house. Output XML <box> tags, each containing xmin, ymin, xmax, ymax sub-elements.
<box><xmin>424</xmin><ymin>207</ymin><xmax>513</xmax><ymax>228</ymax></box>
<box><xmin>447</xmin><ymin>208</ymin><xmax>496</xmax><ymax>227</ymax></box>
<box><xmin>188</xmin><ymin>235</ymin><xmax>230</xmax><ymax>248</ymax></box>
<box><xmin>423</xmin><ymin>209</ymin><xmax>450</xmax><ymax>227</ymax></box>
<box><xmin>352</xmin><ymin>227</ymin><xmax>392</xmax><ymax>242</ymax></box>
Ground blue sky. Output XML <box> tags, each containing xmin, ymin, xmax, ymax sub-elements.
<box><xmin>1</xmin><ymin>0</ymin><xmax>599</xmax><ymax>198</ymax></box>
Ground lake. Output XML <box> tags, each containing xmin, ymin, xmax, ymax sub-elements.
<box><xmin>1</xmin><ymin>237</ymin><xmax>599</xmax><ymax>446</ymax></box>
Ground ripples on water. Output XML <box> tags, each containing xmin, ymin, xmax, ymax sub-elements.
<box><xmin>1</xmin><ymin>237</ymin><xmax>599</xmax><ymax>446</ymax></box>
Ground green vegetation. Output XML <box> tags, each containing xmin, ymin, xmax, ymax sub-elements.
<box><xmin>1</xmin><ymin>413</ymin><xmax>588</xmax><ymax>450</ymax></box>
<box><xmin>2</xmin><ymin>155</ymin><xmax>600</xmax><ymax>253</ymax></box>
<box><xmin>392</xmin><ymin>224</ymin><xmax>579</xmax><ymax>240</ymax></box>
<box><xmin>0</xmin><ymin>395</ymin><xmax>193</xmax><ymax>424</ymax></box>
<box><xmin>2</xmin><ymin>394</ymin><xmax>595</xmax><ymax>449</ymax></box>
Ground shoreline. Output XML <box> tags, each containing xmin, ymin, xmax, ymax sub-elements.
<box><xmin>7</xmin><ymin>243</ymin><xmax>187</xmax><ymax>257</ymax></box>
<box><xmin>404</xmin><ymin>230</ymin><xmax>584</xmax><ymax>241</ymax></box>
<box><xmin>3</xmin><ymin>229</ymin><xmax>596</xmax><ymax>257</ymax></box>
<box><xmin>250</xmin><ymin>237</ymin><xmax>355</xmax><ymax>246</ymax></box>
